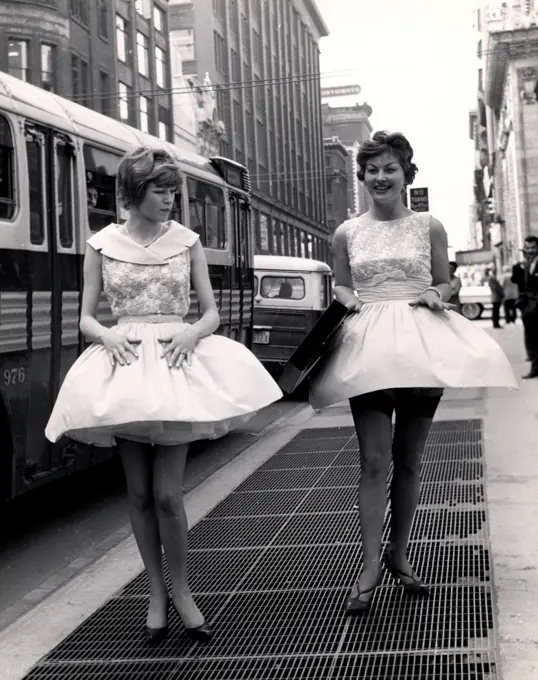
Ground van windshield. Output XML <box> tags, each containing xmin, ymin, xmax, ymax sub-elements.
<box><xmin>260</xmin><ymin>276</ymin><xmax>305</xmax><ymax>300</ymax></box>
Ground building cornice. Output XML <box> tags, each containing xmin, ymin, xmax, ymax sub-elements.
<box><xmin>485</xmin><ymin>28</ymin><xmax>538</xmax><ymax>110</ymax></box>
<box><xmin>303</xmin><ymin>0</ymin><xmax>329</xmax><ymax>38</ymax></box>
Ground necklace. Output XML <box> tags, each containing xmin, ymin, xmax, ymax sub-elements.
<box><xmin>125</xmin><ymin>222</ymin><xmax>164</xmax><ymax>248</ymax></box>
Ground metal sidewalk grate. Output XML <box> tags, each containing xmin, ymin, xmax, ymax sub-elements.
<box><xmin>23</xmin><ymin>419</ymin><xmax>499</xmax><ymax>679</ymax></box>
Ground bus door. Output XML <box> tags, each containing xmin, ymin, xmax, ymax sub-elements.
<box><xmin>230</xmin><ymin>194</ymin><xmax>253</xmax><ymax>346</ymax></box>
<box><xmin>25</xmin><ymin>127</ymin><xmax>79</xmax><ymax>484</ymax></box>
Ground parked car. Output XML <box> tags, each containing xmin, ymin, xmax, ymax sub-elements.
<box><xmin>459</xmin><ymin>285</ymin><xmax>492</xmax><ymax>320</ymax></box>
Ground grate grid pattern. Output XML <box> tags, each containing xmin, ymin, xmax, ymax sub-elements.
<box><xmin>23</xmin><ymin>419</ymin><xmax>499</xmax><ymax>679</ymax></box>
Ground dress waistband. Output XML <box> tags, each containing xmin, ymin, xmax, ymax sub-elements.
<box><xmin>117</xmin><ymin>315</ymin><xmax>185</xmax><ymax>325</ymax></box>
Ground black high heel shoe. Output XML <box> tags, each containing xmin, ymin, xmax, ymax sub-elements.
<box><xmin>145</xmin><ymin>598</ymin><xmax>170</xmax><ymax>644</ymax></box>
<box><xmin>344</xmin><ymin>572</ymin><xmax>381</xmax><ymax>615</ymax></box>
<box><xmin>384</xmin><ymin>552</ymin><xmax>430</xmax><ymax>597</ymax></box>
<box><xmin>172</xmin><ymin>602</ymin><xmax>213</xmax><ymax>643</ymax></box>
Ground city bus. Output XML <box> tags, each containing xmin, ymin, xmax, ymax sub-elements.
<box><xmin>0</xmin><ymin>71</ymin><xmax>253</xmax><ymax>501</ymax></box>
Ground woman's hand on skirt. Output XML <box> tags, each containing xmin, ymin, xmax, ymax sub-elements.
<box><xmin>101</xmin><ymin>331</ymin><xmax>140</xmax><ymax>367</ymax></box>
<box><xmin>344</xmin><ymin>299</ymin><xmax>363</xmax><ymax>313</ymax></box>
<box><xmin>409</xmin><ymin>290</ymin><xmax>452</xmax><ymax>312</ymax></box>
<box><xmin>159</xmin><ymin>327</ymin><xmax>199</xmax><ymax>368</ymax></box>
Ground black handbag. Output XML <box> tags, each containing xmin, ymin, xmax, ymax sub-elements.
<box><xmin>278</xmin><ymin>299</ymin><xmax>350</xmax><ymax>395</ymax></box>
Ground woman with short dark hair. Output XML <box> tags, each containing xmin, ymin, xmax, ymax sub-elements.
<box><xmin>310</xmin><ymin>131</ymin><xmax>516</xmax><ymax>615</ymax></box>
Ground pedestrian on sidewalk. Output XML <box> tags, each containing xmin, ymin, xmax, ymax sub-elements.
<box><xmin>501</xmin><ymin>264</ymin><xmax>518</xmax><ymax>324</ymax></box>
<box><xmin>309</xmin><ymin>131</ymin><xmax>517</xmax><ymax>615</ymax></box>
<box><xmin>512</xmin><ymin>235</ymin><xmax>538</xmax><ymax>379</ymax></box>
<box><xmin>448</xmin><ymin>261</ymin><xmax>462</xmax><ymax>314</ymax></box>
<box><xmin>486</xmin><ymin>268</ymin><xmax>504</xmax><ymax>328</ymax></box>
<box><xmin>45</xmin><ymin>147</ymin><xmax>282</xmax><ymax>643</ymax></box>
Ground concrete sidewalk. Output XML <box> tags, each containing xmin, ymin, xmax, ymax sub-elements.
<box><xmin>0</xmin><ymin>322</ymin><xmax>536</xmax><ymax>679</ymax></box>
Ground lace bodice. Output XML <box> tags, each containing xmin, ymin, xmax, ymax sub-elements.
<box><xmin>345</xmin><ymin>212</ymin><xmax>432</xmax><ymax>302</ymax></box>
<box><xmin>87</xmin><ymin>221</ymin><xmax>198</xmax><ymax>318</ymax></box>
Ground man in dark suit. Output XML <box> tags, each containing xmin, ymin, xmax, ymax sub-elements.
<box><xmin>512</xmin><ymin>235</ymin><xmax>538</xmax><ymax>379</ymax></box>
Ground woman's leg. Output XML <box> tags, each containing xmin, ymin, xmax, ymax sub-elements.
<box><xmin>153</xmin><ymin>443</ymin><xmax>205</xmax><ymax>629</ymax></box>
<box><xmin>388</xmin><ymin>390</ymin><xmax>442</xmax><ymax>575</ymax></box>
<box><xmin>349</xmin><ymin>392</ymin><xmax>393</xmax><ymax>596</ymax></box>
<box><xmin>117</xmin><ymin>440</ymin><xmax>168</xmax><ymax>629</ymax></box>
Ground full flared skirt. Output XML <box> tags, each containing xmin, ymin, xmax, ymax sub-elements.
<box><xmin>45</xmin><ymin>321</ymin><xmax>283</xmax><ymax>446</ymax></box>
<box><xmin>309</xmin><ymin>300</ymin><xmax>518</xmax><ymax>409</ymax></box>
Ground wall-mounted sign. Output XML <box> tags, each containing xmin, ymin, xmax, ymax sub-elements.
<box><xmin>321</xmin><ymin>85</ymin><xmax>362</xmax><ymax>98</ymax></box>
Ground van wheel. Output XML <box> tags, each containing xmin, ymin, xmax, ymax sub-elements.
<box><xmin>461</xmin><ymin>303</ymin><xmax>483</xmax><ymax>320</ymax></box>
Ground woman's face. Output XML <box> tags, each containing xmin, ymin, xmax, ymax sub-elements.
<box><xmin>363</xmin><ymin>151</ymin><xmax>406</xmax><ymax>203</ymax></box>
<box><xmin>449</xmin><ymin>264</ymin><xmax>456</xmax><ymax>277</ymax></box>
<box><xmin>136</xmin><ymin>181</ymin><xmax>176</xmax><ymax>222</ymax></box>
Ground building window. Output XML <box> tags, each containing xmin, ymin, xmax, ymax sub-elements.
<box><xmin>40</xmin><ymin>44</ymin><xmax>56</xmax><ymax>92</ymax></box>
<box><xmin>231</xmin><ymin>49</ymin><xmax>240</xmax><ymax>82</ymax></box>
<box><xmin>213</xmin><ymin>0</ymin><xmax>225</xmax><ymax>21</ymax></box>
<box><xmin>154</xmin><ymin>3</ymin><xmax>165</xmax><ymax>32</ymax></box>
<box><xmin>135</xmin><ymin>0</ymin><xmax>144</xmax><ymax>14</ymax></box>
<box><xmin>100</xmin><ymin>70</ymin><xmax>110</xmax><ymax>115</ymax></box>
<box><xmin>139</xmin><ymin>95</ymin><xmax>150</xmax><ymax>133</ymax></box>
<box><xmin>158</xmin><ymin>106</ymin><xmax>169</xmax><ymax>141</ymax></box>
<box><xmin>137</xmin><ymin>32</ymin><xmax>149</xmax><ymax>76</ymax></box>
<box><xmin>214</xmin><ymin>31</ymin><xmax>225</xmax><ymax>72</ymax></box>
<box><xmin>72</xmin><ymin>54</ymin><xmax>89</xmax><ymax>107</ymax></box>
<box><xmin>230</xmin><ymin>0</ymin><xmax>239</xmax><ymax>34</ymax></box>
<box><xmin>70</xmin><ymin>0</ymin><xmax>89</xmax><ymax>26</ymax></box>
<box><xmin>116</xmin><ymin>15</ymin><xmax>128</xmax><ymax>63</ymax></box>
<box><xmin>119</xmin><ymin>82</ymin><xmax>130</xmax><ymax>121</ymax></box>
<box><xmin>155</xmin><ymin>46</ymin><xmax>166</xmax><ymax>88</ymax></box>
<box><xmin>253</xmin><ymin>30</ymin><xmax>262</xmax><ymax>65</ymax></box>
<box><xmin>98</xmin><ymin>0</ymin><xmax>109</xmax><ymax>39</ymax></box>
<box><xmin>8</xmin><ymin>40</ymin><xmax>29</xmax><ymax>82</ymax></box>
<box><xmin>259</xmin><ymin>214</ymin><xmax>269</xmax><ymax>253</ymax></box>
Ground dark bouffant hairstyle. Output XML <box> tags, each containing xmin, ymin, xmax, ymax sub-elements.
<box><xmin>357</xmin><ymin>131</ymin><xmax>418</xmax><ymax>185</ymax></box>
<box><xmin>117</xmin><ymin>147</ymin><xmax>181</xmax><ymax>208</ymax></box>
<box><xmin>449</xmin><ymin>261</ymin><xmax>458</xmax><ymax>271</ymax></box>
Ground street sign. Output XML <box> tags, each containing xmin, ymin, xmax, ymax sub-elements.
<box><xmin>409</xmin><ymin>187</ymin><xmax>429</xmax><ymax>212</ymax></box>
<box><xmin>321</xmin><ymin>85</ymin><xmax>362</xmax><ymax>98</ymax></box>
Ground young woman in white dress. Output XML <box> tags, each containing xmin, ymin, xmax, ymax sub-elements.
<box><xmin>46</xmin><ymin>147</ymin><xmax>283</xmax><ymax>642</ymax></box>
<box><xmin>309</xmin><ymin>131</ymin><xmax>516</xmax><ymax>615</ymax></box>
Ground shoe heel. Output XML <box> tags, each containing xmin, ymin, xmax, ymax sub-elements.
<box><xmin>185</xmin><ymin>622</ymin><xmax>213</xmax><ymax>643</ymax></box>
<box><xmin>173</xmin><ymin>602</ymin><xmax>213</xmax><ymax>643</ymax></box>
<box><xmin>145</xmin><ymin>625</ymin><xmax>168</xmax><ymax>644</ymax></box>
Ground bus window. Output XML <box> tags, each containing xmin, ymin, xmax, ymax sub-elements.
<box><xmin>0</xmin><ymin>115</ymin><xmax>16</xmax><ymax>220</ymax></box>
<box><xmin>83</xmin><ymin>145</ymin><xmax>120</xmax><ymax>232</ymax></box>
<box><xmin>187</xmin><ymin>178</ymin><xmax>227</xmax><ymax>249</ymax></box>
<box><xmin>170</xmin><ymin>190</ymin><xmax>183</xmax><ymax>223</ymax></box>
<box><xmin>26</xmin><ymin>127</ymin><xmax>46</xmax><ymax>245</ymax></box>
<box><xmin>56</xmin><ymin>137</ymin><xmax>75</xmax><ymax>248</ymax></box>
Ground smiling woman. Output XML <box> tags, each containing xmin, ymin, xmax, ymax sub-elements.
<box><xmin>308</xmin><ymin>129</ymin><xmax>516</xmax><ymax>619</ymax></box>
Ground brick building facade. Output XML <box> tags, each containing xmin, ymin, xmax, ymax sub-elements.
<box><xmin>170</xmin><ymin>0</ymin><xmax>330</xmax><ymax>262</ymax></box>
<box><xmin>0</xmin><ymin>0</ymin><xmax>173</xmax><ymax>140</ymax></box>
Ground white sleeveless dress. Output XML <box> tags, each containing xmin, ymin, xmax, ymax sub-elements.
<box><xmin>45</xmin><ymin>222</ymin><xmax>283</xmax><ymax>447</ymax></box>
<box><xmin>309</xmin><ymin>213</ymin><xmax>517</xmax><ymax>409</ymax></box>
